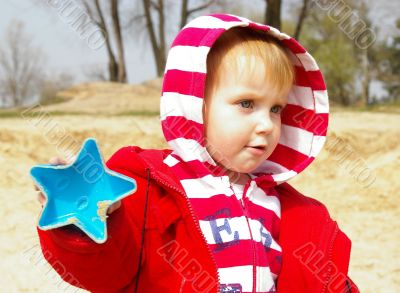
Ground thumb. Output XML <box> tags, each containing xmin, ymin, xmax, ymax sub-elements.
<box><xmin>107</xmin><ymin>201</ymin><xmax>121</xmax><ymax>214</ymax></box>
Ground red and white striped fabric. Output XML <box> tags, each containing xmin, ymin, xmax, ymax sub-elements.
<box><xmin>160</xmin><ymin>14</ymin><xmax>329</xmax><ymax>293</ymax></box>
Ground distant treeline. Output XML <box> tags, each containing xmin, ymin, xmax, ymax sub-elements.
<box><xmin>0</xmin><ymin>0</ymin><xmax>398</xmax><ymax>108</ymax></box>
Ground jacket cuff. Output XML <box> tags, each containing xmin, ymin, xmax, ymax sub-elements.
<box><xmin>37</xmin><ymin>203</ymin><xmax>130</xmax><ymax>254</ymax></box>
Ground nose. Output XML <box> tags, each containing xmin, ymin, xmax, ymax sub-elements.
<box><xmin>255</xmin><ymin>113</ymin><xmax>274</xmax><ymax>134</ymax></box>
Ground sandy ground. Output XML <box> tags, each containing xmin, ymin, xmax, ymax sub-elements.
<box><xmin>42</xmin><ymin>80</ymin><xmax>162</xmax><ymax>115</ymax></box>
<box><xmin>0</xmin><ymin>110</ymin><xmax>399</xmax><ymax>292</ymax></box>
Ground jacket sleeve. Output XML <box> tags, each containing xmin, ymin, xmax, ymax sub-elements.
<box><xmin>330</xmin><ymin>228</ymin><xmax>360</xmax><ymax>293</ymax></box>
<box><xmin>36</xmin><ymin>148</ymin><xmax>147</xmax><ymax>292</ymax></box>
<box><xmin>276</xmin><ymin>182</ymin><xmax>360</xmax><ymax>293</ymax></box>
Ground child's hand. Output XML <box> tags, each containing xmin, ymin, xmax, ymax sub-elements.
<box><xmin>34</xmin><ymin>156</ymin><xmax>121</xmax><ymax>214</ymax></box>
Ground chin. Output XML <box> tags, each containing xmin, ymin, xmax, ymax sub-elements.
<box><xmin>231</xmin><ymin>164</ymin><xmax>258</xmax><ymax>174</ymax></box>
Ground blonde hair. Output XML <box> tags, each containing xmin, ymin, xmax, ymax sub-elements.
<box><xmin>205</xmin><ymin>27</ymin><xmax>295</xmax><ymax>99</ymax></box>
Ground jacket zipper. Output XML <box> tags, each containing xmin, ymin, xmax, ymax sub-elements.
<box><xmin>179</xmin><ymin>278</ymin><xmax>185</xmax><ymax>293</ymax></box>
<box><xmin>321</xmin><ymin>222</ymin><xmax>339</xmax><ymax>293</ymax></box>
<box><xmin>148</xmin><ymin>169</ymin><xmax>220</xmax><ymax>293</ymax></box>
<box><xmin>244</xmin><ymin>182</ymin><xmax>257</xmax><ymax>293</ymax></box>
<box><xmin>231</xmin><ymin>182</ymin><xmax>257</xmax><ymax>292</ymax></box>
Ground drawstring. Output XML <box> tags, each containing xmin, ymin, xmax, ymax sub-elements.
<box><xmin>134</xmin><ymin>168</ymin><xmax>151</xmax><ymax>293</ymax></box>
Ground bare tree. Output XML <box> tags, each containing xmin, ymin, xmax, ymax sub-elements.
<box><xmin>142</xmin><ymin>0</ymin><xmax>166</xmax><ymax>77</ymax></box>
<box><xmin>265</xmin><ymin>0</ymin><xmax>281</xmax><ymax>29</ymax></box>
<box><xmin>111</xmin><ymin>0</ymin><xmax>127</xmax><ymax>82</ymax></box>
<box><xmin>180</xmin><ymin>0</ymin><xmax>216</xmax><ymax>29</ymax></box>
<box><xmin>294</xmin><ymin>0</ymin><xmax>310</xmax><ymax>40</ymax></box>
<box><xmin>40</xmin><ymin>72</ymin><xmax>75</xmax><ymax>104</ymax></box>
<box><xmin>0</xmin><ymin>20</ymin><xmax>46</xmax><ymax>107</ymax></box>
<box><xmin>84</xmin><ymin>64</ymin><xmax>108</xmax><ymax>81</ymax></box>
<box><xmin>358</xmin><ymin>1</ymin><xmax>374</xmax><ymax>106</ymax></box>
<box><xmin>81</xmin><ymin>0</ymin><xmax>126</xmax><ymax>82</ymax></box>
<box><xmin>140</xmin><ymin>0</ymin><xmax>218</xmax><ymax>77</ymax></box>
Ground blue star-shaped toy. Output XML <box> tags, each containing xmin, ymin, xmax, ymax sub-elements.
<box><xmin>31</xmin><ymin>138</ymin><xmax>137</xmax><ymax>243</ymax></box>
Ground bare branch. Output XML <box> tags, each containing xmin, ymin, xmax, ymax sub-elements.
<box><xmin>93</xmin><ymin>0</ymin><xmax>107</xmax><ymax>32</ymax></box>
<box><xmin>125</xmin><ymin>13</ymin><xmax>146</xmax><ymax>29</ymax></box>
<box><xmin>187</xmin><ymin>0</ymin><xmax>216</xmax><ymax>15</ymax></box>
<box><xmin>150</xmin><ymin>0</ymin><xmax>160</xmax><ymax>12</ymax></box>
<box><xmin>180</xmin><ymin>0</ymin><xmax>216</xmax><ymax>29</ymax></box>
<box><xmin>0</xmin><ymin>20</ymin><xmax>46</xmax><ymax>107</ymax></box>
<box><xmin>93</xmin><ymin>0</ymin><xmax>118</xmax><ymax>81</ymax></box>
<box><xmin>111</xmin><ymin>0</ymin><xmax>127</xmax><ymax>82</ymax></box>
<box><xmin>79</xmin><ymin>1</ymin><xmax>104</xmax><ymax>30</ymax></box>
<box><xmin>82</xmin><ymin>1</ymin><xmax>95</xmax><ymax>21</ymax></box>
<box><xmin>294</xmin><ymin>0</ymin><xmax>310</xmax><ymax>41</ymax></box>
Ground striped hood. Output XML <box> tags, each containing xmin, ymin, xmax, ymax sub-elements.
<box><xmin>160</xmin><ymin>13</ymin><xmax>329</xmax><ymax>187</ymax></box>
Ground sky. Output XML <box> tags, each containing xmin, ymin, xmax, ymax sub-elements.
<box><xmin>0</xmin><ymin>0</ymin><xmax>156</xmax><ymax>84</ymax></box>
<box><xmin>0</xmin><ymin>0</ymin><xmax>399</xmax><ymax>86</ymax></box>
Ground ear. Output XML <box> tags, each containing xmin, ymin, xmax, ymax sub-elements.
<box><xmin>202</xmin><ymin>99</ymin><xmax>207</xmax><ymax>117</ymax></box>
<box><xmin>202</xmin><ymin>100</ymin><xmax>208</xmax><ymax>129</ymax></box>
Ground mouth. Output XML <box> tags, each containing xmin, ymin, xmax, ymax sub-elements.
<box><xmin>245</xmin><ymin>145</ymin><xmax>266</xmax><ymax>155</ymax></box>
<box><xmin>246</xmin><ymin>145</ymin><xmax>266</xmax><ymax>151</ymax></box>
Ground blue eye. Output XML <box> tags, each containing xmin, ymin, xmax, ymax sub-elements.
<box><xmin>240</xmin><ymin>100</ymin><xmax>253</xmax><ymax>109</ymax></box>
<box><xmin>271</xmin><ymin>105</ymin><xmax>282</xmax><ymax>114</ymax></box>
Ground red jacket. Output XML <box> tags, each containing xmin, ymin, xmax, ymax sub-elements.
<box><xmin>37</xmin><ymin>147</ymin><xmax>358</xmax><ymax>293</ymax></box>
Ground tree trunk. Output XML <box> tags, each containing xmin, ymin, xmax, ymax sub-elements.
<box><xmin>142</xmin><ymin>0</ymin><xmax>166</xmax><ymax>77</ymax></box>
<box><xmin>361</xmin><ymin>48</ymin><xmax>370</xmax><ymax>105</ymax></box>
<box><xmin>157</xmin><ymin>0</ymin><xmax>166</xmax><ymax>77</ymax></box>
<box><xmin>265</xmin><ymin>0</ymin><xmax>281</xmax><ymax>30</ymax></box>
<box><xmin>294</xmin><ymin>0</ymin><xmax>309</xmax><ymax>40</ymax></box>
<box><xmin>111</xmin><ymin>0</ymin><xmax>127</xmax><ymax>83</ymax></box>
<box><xmin>141</xmin><ymin>0</ymin><xmax>217</xmax><ymax>76</ymax></box>
<box><xmin>180</xmin><ymin>0</ymin><xmax>189</xmax><ymax>29</ymax></box>
<box><xmin>93</xmin><ymin>0</ymin><xmax>118</xmax><ymax>82</ymax></box>
<box><xmin>358</xmin><ymin>2</ymin><xmax>372</xmax><ymax>105</ymax></box>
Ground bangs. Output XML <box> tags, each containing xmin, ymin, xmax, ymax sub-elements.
<box><xmin>206</xmin><ymin>27</ymin><xmax>295</xmax><ymax>99</ymax></box>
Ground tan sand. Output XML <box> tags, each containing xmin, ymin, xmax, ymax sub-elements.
<box><xmin>41</xmin><ymin>80</ymin><xmax>162</xmax><ymax>115</ymax></box>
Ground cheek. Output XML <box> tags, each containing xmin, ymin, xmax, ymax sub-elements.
<box><xmin>204</xmin><ymin>113</ymin><xmax>226</xmax><ymax>157</ymax></box>
<box><xmin>204</xmin><ymin>111</ymin><xmax>220</xmax><ymax>140</ymax></box>
<box><xmin>264</xmin><ymin>120</ymin><xmax>282</xmax><ymax>153</ymax></box>
<box><xmin>209</xmin><ymin>117</ymin><xmax>246</xmax><ymax>148</ymax></box>
<box><xmin>205</xmin><ymin>103</ymin><xmax>233</xmax><ymax>138</ymax></box>
<box><xmin>270</xmin><ymin>123</ymin><xmax>282</xmax><ymax>149</ymax></box>
<box><xmin>204</xmin><ymin>120</ymin><xmax>238</xmax><ymax>162</ymax></box>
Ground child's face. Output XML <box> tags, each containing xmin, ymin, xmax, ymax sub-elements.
<box><xmin>204</xmin><ymin>53</ymin><xmax>289</xmax><ymax>176</ymax></box>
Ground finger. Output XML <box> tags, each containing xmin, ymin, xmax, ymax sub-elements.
<box><xmin>107</xmin><ymin>202</ymin><xmax>118</xmax><ymax>214</ymax></box>
<box><xmin>49</xmin><ymin>157</ymin><xmax>61</xmax><ymax>165</ymax></box>
<box><xmin>107</xmin><ymin>201</ymin><xmax>121</xmax><ymax>214</ymax></box>
<box><xmin>36</xmin><ymin>191</ymin><xmax>45</xmax><ymax>205</ymax></box>
<box><xmin>49</xmin><ymin>157</ymin><xmax>68</xmax><ymax>165</ymax></box>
